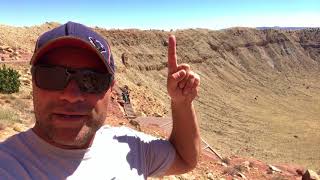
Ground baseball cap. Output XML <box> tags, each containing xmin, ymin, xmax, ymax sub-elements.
<box><xmin>30</xmin><ymin>21</ymin><xmax>115</xmax><ymax>75</ymax></box>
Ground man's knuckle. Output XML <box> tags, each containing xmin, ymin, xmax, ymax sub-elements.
<box><xmin>188</xmin><ymin>73</ymin><xmax>195</xmax><ymax>79</ymax></box>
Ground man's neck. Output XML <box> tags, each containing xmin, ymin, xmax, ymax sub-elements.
<box><xmin>31</xmin><ymin>127</ymin><xmax>95</xmax><ymax>150</ymax></box>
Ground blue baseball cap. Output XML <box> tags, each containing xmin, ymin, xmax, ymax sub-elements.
<box><xmin>30</xmin><ymin>21</ymin><xmax>115</xmax><ymax>75</ymax></box>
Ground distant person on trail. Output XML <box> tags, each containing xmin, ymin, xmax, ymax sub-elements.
<box><xmin>0</xmin><ymin>22</ymin><xmax>200</xmax><ymax>179</ymax></box>
<box><xmin>122</xmin><ymin>85</ymin><xmax>130</xmax><ymax>103</ymax></box>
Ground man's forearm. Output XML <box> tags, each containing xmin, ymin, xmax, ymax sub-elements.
<box><xmin>165</xmin><ymin>34</ymin><xmax>201</xmax><ymax>174</ymax></box>
<box><xmin>169</xmin><ymin>100</ymin><xmax>200</xmax><ymax>169</ymax></box>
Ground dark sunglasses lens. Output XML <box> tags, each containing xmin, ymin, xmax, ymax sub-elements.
<box><xmin>77</xmin><ymin>71</ymin><xmax>112</xmax><ymax>93</ymax></box>
<box><xmin>34</xmin><ymin>66</ymin><xmax>68</xmax><ymax>90</ymax></box>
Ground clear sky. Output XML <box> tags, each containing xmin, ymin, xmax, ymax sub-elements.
<box><xmin>0</xmin><ymin>0</ymin><xmax>319</xmax><ymax>30</ymax></box>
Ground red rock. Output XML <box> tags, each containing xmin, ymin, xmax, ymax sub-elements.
<box><xmin>302</xmin><ymin>169</ymin><xmax>320</xmax><ymax>180</ymax></box>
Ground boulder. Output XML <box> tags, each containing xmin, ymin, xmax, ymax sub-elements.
<box><xmin>13</xmin><ymin>51</ymin><xmax>20</xmax><ymax>56</ymax></box>
<box><xmin>268</xmin><ymin>164</ymin><xmax>282</xmax><ymax>173</ymax></box>
<box><xmin>163</xmin><ymin>40</ymin><xmax>169</xmax><ymax>46</ymax></box>
<box><xmin>302</xmin><ymin>169</ymin><xmax>320</xmax><ymax>180</ymax></box>
<box><xmin>236</xmin><ymin>172</ymin><xmax>247</xmax><ymax>179</ymax></box>
<box><xmin>206</xmin><ymin>172</ymin><xmax>215</xmax><ymax>180</ymax></box>
<box><xmin>242</xmin><ymin>161</ymin><xmax>251</xmax><ymax>170</ymax></box>
<box><xmin>5</xmin><ymin>47</ymin><xmax>14</xmax><ymax>53</ymax></box>
<box><xmin>154</xmin><ymin>112</ymin><xmax>163</xmax><ymax>117</ymax></box>
<box><xmin>121</xmin><ymin>52</ymin><xmax>128</xmax><ymax>66</ymax></box>
<box><xmin>0</xmin><ymin>45</ymin><xmax>10</xmax><ymax>51</ymax></box>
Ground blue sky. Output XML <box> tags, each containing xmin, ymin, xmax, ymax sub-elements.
<box><xmin>0</xmin><ymin>0</ymin><xmax>319</xmax><ymax>30</ymax></box>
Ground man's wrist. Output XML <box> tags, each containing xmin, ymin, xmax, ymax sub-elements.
<box><xmin>171</xmin><ymin>98</ymin><xmax>193</xmax><ymax>107</ymax></box>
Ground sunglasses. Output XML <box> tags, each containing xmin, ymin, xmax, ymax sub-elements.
<box><xmin>31</xmin><ymin>65</ymin><xmax>113</xmax><ymax>94</ymax></box>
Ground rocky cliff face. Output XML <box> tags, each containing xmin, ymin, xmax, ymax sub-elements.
<box><xmin>96</xmin><ymin>27</ymin><xmax>320</xmax><ymax>170</ymax></box>
<box><xmin>1</xmin><ymin>23</ymin><xmax>319</xmax><ymax>169</ymax></box>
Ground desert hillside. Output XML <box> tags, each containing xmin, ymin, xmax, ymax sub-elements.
<box><xmin>0</xmin><ymin>23</ymin><xmax>319</xmax><ymax>171</ymax></box>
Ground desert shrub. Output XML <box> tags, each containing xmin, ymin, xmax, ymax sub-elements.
<box><xmin>0</xmin><ymin>65</ymin><xmax>21</xmax><ymax>93</ymax></box>
<box><xmin>223</xmin><ymin>167</ymin><xmax>238</xmax><ymax>176</ymax></box>
<box><xmin>234</xmin><ymin>164</ymin><xmax>247</xmax><ymax>173</ymax></box>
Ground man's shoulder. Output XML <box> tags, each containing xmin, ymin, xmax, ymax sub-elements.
<box><xmin>0</xmin><ymin>131</ymin><xmax>28</xmax><ymax>168</ymax></box>
<box><xmin>0</xmin><ymin>131</ymin><xmax>25</xmax><ymax>149</ymax></box>
<box><xmin>0</xmin><ymin>130</ymin><xmax>32</xmax><ymax>160</ymax></box>
<box><xmin>0</xmin><ymin>130</ymin><xmax>41</xmax><ymax>179</ymax></box>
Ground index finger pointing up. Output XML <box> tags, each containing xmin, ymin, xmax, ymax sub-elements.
<box><xmin>168</xmin><ymin>35</ymin><xmax>178</xmax><ymax>74</ymax></box>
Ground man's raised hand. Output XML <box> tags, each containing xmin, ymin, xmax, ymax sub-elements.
<box><xmin>167</xmin><ymin>35</ymin><xmax>200</xmax><ymax>103</ymax></box>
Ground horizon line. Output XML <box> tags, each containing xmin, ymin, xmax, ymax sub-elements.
<box><xmin>1</xmin><ymin>22</ymin><xmax>320</xmax><ymax>31</ymax></box>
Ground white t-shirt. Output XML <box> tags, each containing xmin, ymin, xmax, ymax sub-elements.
<box><xmin>0</xmin><ymin>125</ymin><xmax>176</xmax><ymax>180</ymax></box>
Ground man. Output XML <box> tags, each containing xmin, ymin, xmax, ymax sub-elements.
<box><xmin>0</xmin><ymin>22</ymin><xmax>200</xmax><ymax>179</ymax></box>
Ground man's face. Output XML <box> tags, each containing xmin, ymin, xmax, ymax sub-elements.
<box><xmin>32</xmin><ymin>46</ymin><xmax>113</xmax><ymax>149</ymax></box>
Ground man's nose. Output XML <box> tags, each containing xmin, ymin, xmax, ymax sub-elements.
<box><xmin>59</xmin><ymin>80</ymin><xmax>85</xmax><ymax>103</ymax></box>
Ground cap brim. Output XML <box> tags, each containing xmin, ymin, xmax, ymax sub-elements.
<box><xmin>30</xmin><ymin>37</ymin><xmax>114</xmax><ymax>74</ymax></box>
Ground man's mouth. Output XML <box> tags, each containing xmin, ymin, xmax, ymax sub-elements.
<box><xmin>51</xmin><ymin>113</ymin><xmax>88</xmax><ymax>127</ymax></box>
<box><xmin>55</xmin><ymin>114</ymin><xmax>87</xmax><ymax>119</ymax></box>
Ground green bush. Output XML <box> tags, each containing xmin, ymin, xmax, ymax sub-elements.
<box><xmin>0</xmin><ymin>65</ymin><xmax>21</xmax><ymax>93</ymax></box>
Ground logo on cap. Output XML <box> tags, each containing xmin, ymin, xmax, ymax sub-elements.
<box><xmin>88</xmin><ymin>37</ymin><xmax>107</xmax><ymax>54</ymax></box>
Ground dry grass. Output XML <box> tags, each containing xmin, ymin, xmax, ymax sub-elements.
<box><xmin>0</xmin><ymin>107</ymin><xmax>20</xmax><ymax>124</ymax></box>
<box><xmin>234</xmin><ymin>164</ymin><xmax>247</xmax><ymax>173</ymax></box>
<box><xmin>271</xmin><ymin>174</ymin><xmax>290</xmax><ymax>180</ymax></box>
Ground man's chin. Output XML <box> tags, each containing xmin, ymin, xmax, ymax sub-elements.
<box><xmin>49</xmin><ymin>127</ymin><xmax>94</xmax><ymax>149</ymax></box>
